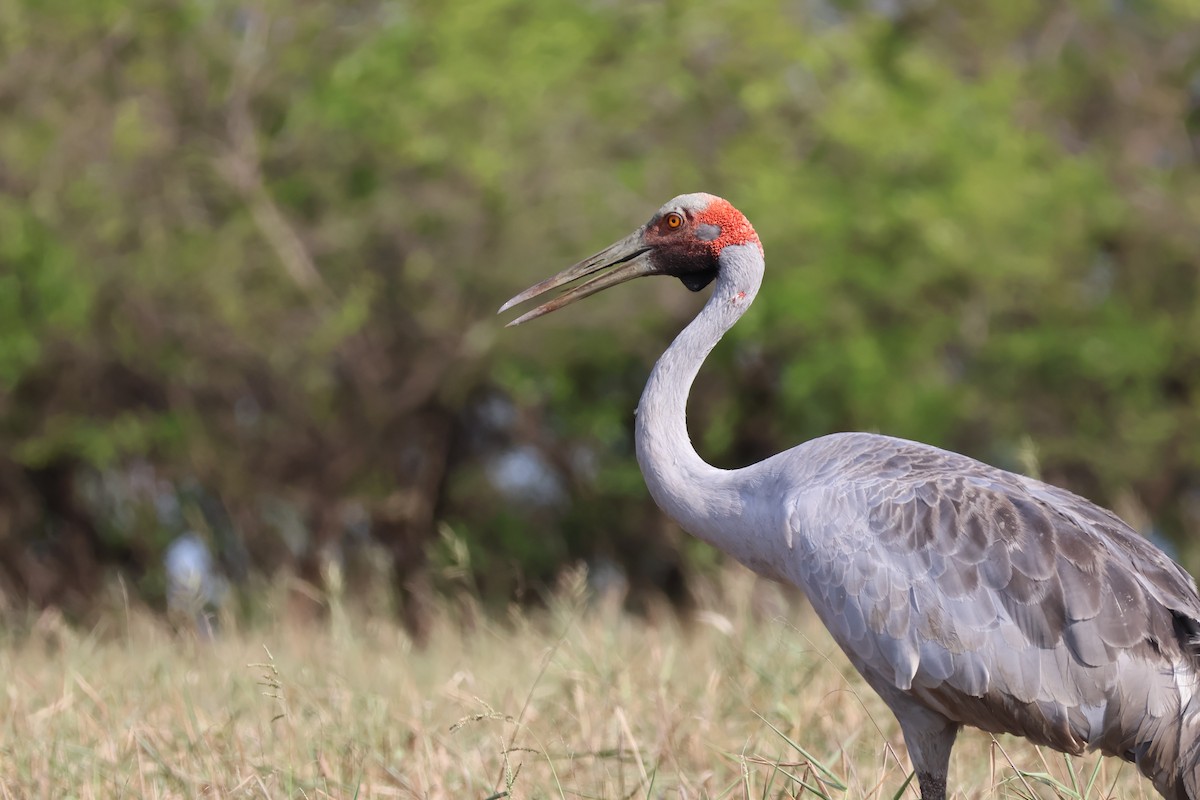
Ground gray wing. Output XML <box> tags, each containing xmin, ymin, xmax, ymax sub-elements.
<box><xmin>788</xmin><ymin>435</ymin><xmax>1200</xmax><ymax>760</ymax></box>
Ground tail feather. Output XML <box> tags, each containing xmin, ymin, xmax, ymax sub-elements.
<box><xmin>1179</xmin><ymin>714</ymin><xmax>1200</xmax><ymax>800</ymax></box>
<box><xmin>1174</xmin><ymin>623</ymin><xmax>1200</xmax><ymax>799</ymax></box>
<box><xmin>1157</xmin><ymin>667</ymin><xmax>1200</xmax><ymax>800</ymax></box>
<box><xmin>1103</xmin><ymin>651</ymin><xmax>1200</xmax><ymax>800</ymax></box>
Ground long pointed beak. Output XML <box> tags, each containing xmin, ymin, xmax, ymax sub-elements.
<box><xmin>498</xmin><ymin>230</ymin><xmax>652</xmax><ymax>326</ymax></box>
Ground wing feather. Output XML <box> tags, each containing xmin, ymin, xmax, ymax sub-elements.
<box><xmin>786</xmin><ymin>433</ymin><xmax>1200</xmax><ymax>759</ymax></box>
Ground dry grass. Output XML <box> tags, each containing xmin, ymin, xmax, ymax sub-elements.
<box><xmin>0</xmin><ymin>567</ymin><xmax>1152</xmax><ymax>799</ymax></box>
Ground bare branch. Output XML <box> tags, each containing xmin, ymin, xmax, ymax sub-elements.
<box><xmin>216</xmin><ymin>7</ymin><xmax>329</xmax><ymax>299</ymax></box>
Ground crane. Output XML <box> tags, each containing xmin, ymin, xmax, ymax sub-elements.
<box><xmin>499</xmin><ymin>193</ymin><xmax>1200</xmax><ymax>800</ymax></box>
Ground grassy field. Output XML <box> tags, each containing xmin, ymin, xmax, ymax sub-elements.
<box><xmin>0</xmin><ymin>568</ymin><xmax>1153</xmax><ymax>799</ymax></box>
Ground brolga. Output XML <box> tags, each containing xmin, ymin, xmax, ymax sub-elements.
<box><xmin>499</xmin><ymin>194</ymin><xmax>1200</xmax><ymax>800</ymax></box>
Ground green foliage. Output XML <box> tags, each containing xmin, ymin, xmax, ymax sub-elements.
<box><xmin>0</xmin><ymin>200</ymin><xmax>90</xmax><ymax>389</ymax></box>
<box><xmin>2</xmin><ymin>0</ymin><xmax>1200</xmax><ymax>617</ymax></box>
<box><xmin>14</xmin><ymin>411</ymin><xmax>189</xmax><ymax>470</ymax></box>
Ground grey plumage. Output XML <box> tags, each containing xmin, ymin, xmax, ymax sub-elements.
<box><xmin>501</xmin><ymin>193</ymin><xmax>1200</xmax><ymax>800</ymax></box>
<box><xmin>788</xmin><ymin>433</ymin><xmax>1200</xmax><ymax>798</ymax></box>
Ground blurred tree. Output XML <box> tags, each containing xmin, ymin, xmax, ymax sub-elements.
<box><xmin>0</xmin><ymin>0</ymin><xmax>1197</xmax><ymax>632</ymax></box>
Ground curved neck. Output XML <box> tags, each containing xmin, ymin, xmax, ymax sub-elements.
<box><xmin>634</xmin><ymin>244</ymin><xmax>764</xmax><ymax>541</ymax></box>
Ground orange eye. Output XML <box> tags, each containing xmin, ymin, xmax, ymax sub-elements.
<box><xmin>665</xmin><ymin>212</ymin><xmax>684</xmax><ymax>229</ymax></box>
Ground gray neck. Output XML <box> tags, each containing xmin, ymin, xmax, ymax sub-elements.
<box><xmin>634</xmin><ymin>244</ymin><xmax>765</xmax><ymax>545</ymax></box>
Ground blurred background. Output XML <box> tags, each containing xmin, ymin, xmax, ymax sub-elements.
<box><xmin>2</xmin><ymin>0</ymin><xmax>1199</xmax><ymax>641</ymax></box>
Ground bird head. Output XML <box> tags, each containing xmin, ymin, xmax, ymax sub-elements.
<box><xmin>499</xmin><ymin>193</ymin><xmax>760</xmax><ymax>326</ymax></box>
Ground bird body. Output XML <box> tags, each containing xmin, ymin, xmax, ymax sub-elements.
<box><xmin>501</xmin><ymin>193</ymin><xmax>1200</xmax><ymax>799</ymax></box>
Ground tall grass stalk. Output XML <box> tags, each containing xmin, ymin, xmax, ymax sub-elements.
<box><xmin>0</xmin><ymin>568</ymin><xmax>1146</xmax><ymax>798</ymax></box>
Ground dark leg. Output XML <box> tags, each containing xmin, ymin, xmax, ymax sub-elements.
<box><xmin>915</xmin><ymin>769</ymin><xmax>948</xmax><ymax>800</ymax></box>
<box><xmin>899</xmin><ymin>717</ymin><xmax>959</xmax><ymax>800</ymax></box>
